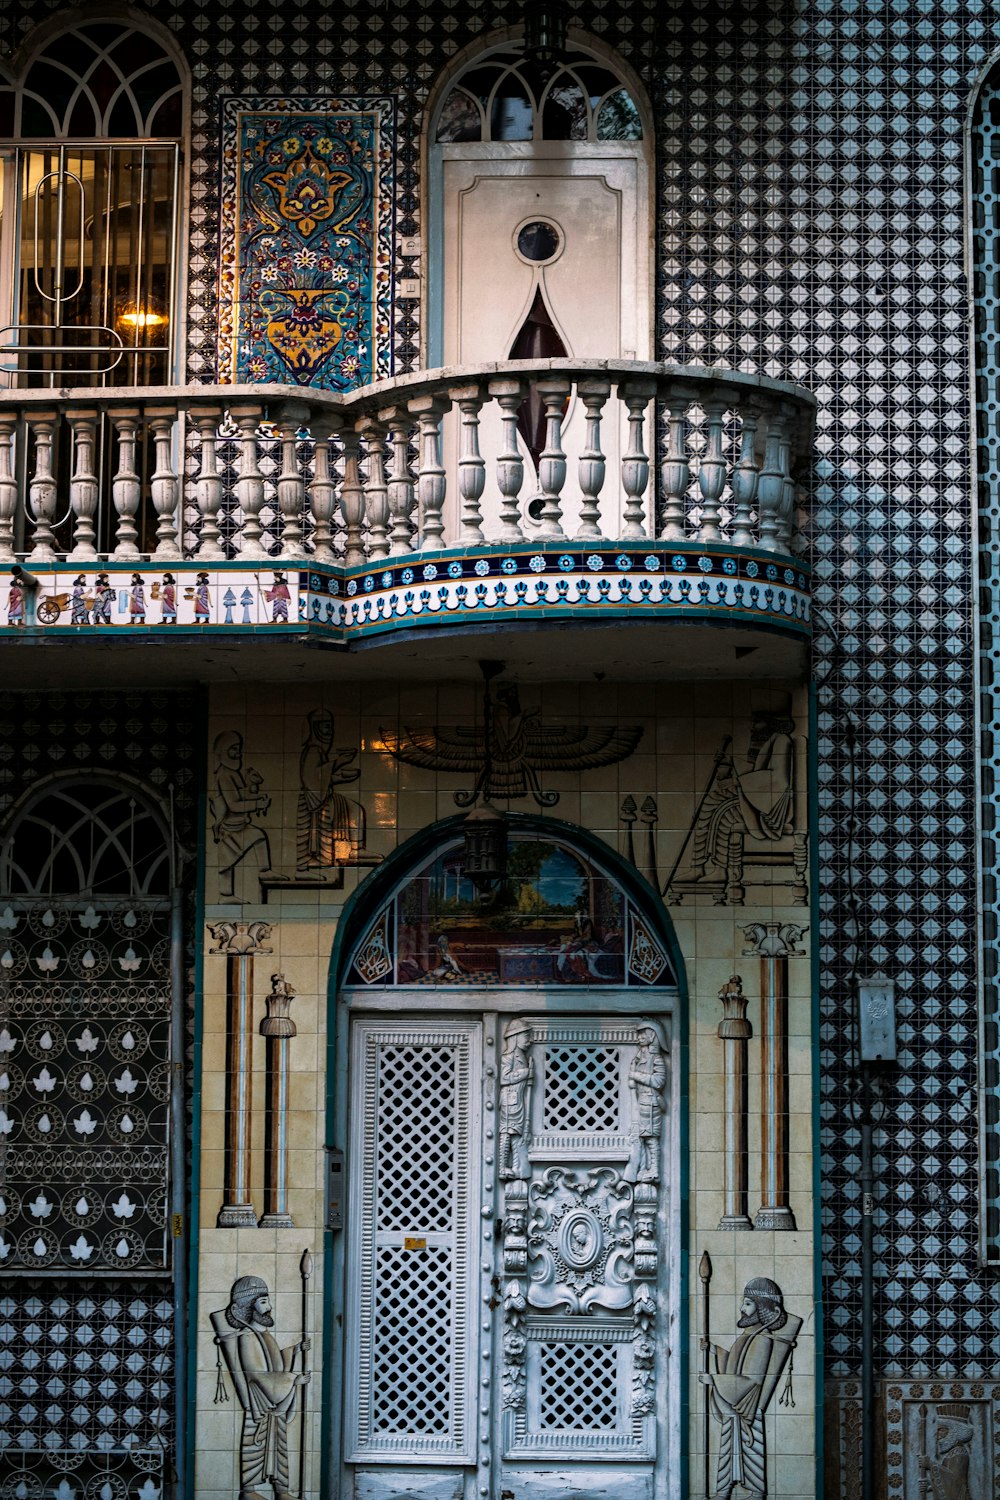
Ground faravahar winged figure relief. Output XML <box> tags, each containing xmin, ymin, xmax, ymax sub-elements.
<box><xmin>380</xmin><ymin>682</ymin><xmax>643</xmax><ymax>807</ymax></box>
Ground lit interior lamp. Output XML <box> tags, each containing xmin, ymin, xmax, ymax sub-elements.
<box><xmin>118</xmin><ymin>303</ymin><xmax>168</xmax><ymax>332</ymax></box>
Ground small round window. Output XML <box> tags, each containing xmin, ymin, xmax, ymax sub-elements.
<box><xmin>515</xmin><ymin>220</ymin><xmax>562</xmax><ymax>265</ymax></box>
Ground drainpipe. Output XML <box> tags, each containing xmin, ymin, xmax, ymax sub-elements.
<box><xmin>169</xmin><ymin>877</ymin><xmax>187</xmax><ymax>1498</ymax></box>
<box><xmin>860</xmin><ymin>1071</ymin><xmax>874</xmax><ymax>1500</ymax></box>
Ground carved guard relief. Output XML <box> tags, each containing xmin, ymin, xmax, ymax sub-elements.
<box><xmin>499</xmin><ymin>1018</ymin><xmax>668</xmax><ymax>1461</ymax></box>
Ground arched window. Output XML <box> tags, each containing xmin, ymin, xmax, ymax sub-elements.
<box><xmin>0</xmin><ymin>776</ymin><xmax>175</xmax><ymax>1275</ymax></box>
<box><xmin>0</xmin><ymin>18</ymin><xmax>186</xmax><ymax>388</ymax></box>
<box><xmin>434</xmin><ymin>47</ymin><xmax>643</xmax><ymax>144</ymax></box>
<box><xmin>346</xmin><ymin>828</ymin><xmax>674</xmax><ymax>988</ymax></box>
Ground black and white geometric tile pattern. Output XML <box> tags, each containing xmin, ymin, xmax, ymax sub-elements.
<box><xmin>1</xmin><ymin>0</ymin><xmax>995</xmax><ymax>1431</ymax></box>
<box><xmin>0</xmin><ymin>1288</ymin><xmax>172</xmax><ymax>1497</ymax></box>
<box><xmin>0</xmin><ymin>693</ymin><xmax>197</xmax><ymax>1478</ymax></box>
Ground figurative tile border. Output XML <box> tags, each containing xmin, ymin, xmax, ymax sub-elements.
<box><xmin>0</xmin><ymin>545</ymin><xmax>810</xmax><ymax>643</ymax></box>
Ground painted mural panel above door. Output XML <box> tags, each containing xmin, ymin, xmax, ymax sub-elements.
<box><xmin>346</xmin><ymin>835</ymin><xmax>674</xmax><ymax>989</ymax></box>
<box><xmin>218</xmin><ymin>96</ymin><xmax>395</xmax><ymax>387</ymax></box>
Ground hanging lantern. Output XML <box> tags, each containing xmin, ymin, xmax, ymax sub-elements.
<box><xmin>462</xmin><ymin>803</ymin><xmax>508</xmax><ymax>893</ymax></box>
<box><xmin>523</xmin><ymin>0</ymin><xmax>568</xmax><ymax>66</ymax></box>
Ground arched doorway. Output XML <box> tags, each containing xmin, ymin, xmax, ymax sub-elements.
<box><xmin>326</xmin><ymin>819</ymin><xmax>683</xmax><ymax>1500</ymax></box>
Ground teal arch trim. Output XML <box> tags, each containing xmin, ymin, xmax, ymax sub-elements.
<box><xmin>320</xmin><ymin>809</ymin><xmax>690</xmax><ymax>1497</ymax></box>
<box><xmin>970</xmin><ymin>69</ymin><xmax>1000</xmax><ymax>1262</ymax></box>
<box><xmin>808</xmin><ymin>680</ymin><xmax>824</xmax><ymax>1492</ymax></box>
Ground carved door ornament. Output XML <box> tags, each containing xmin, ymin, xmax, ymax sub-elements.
<box><xmin>497</xmin><ymin>1016</ymin><xmax>669</xmax><ymax>1463</ymax></box>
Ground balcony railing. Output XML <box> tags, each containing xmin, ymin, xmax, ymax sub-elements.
<box><xmin>0</xmin><ymin>360</ymin><xmax>815</xmax><ymax>565</ymax></box>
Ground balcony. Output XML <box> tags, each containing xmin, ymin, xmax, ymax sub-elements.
<box><xmin>0</xmin><ymin>360</ymin><xmax>815</xmax><ymax>684</ymax></box>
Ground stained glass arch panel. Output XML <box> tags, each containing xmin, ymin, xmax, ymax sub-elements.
<box><xmin>346</xmin><ymin>830</ymin><xmax>675</xmax><ymax>990</ymax></box>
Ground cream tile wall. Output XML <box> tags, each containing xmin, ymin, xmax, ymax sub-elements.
<box><xmin>196</xmin><ymin>676</ymin><xmax>817</xmax><ymax>1499</ymax></box>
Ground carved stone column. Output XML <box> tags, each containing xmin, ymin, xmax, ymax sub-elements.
<box><xmin>258</xmin><ymin>972</ymin><xmax>297</xmax><ymax>1229</ymax></box>
<box><xmin>208</xmin><ymin>921</ymin><xmax>273</xmax><ymax>1227</ymax></box>
<box><xmin>716</xmin><ymin>974</ymin><xmax>753</xmax><ymax>1230</ymax></box>
<box><xmin>743</xmin><ymin>922</ymin><xmax>807</xmax><ymax>1231</ymax></box>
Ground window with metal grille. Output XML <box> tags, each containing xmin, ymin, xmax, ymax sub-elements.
<box><xmin>0</xmin><ymin>21</ymin><xmax>184</xmax><ymax>389</ymax></box>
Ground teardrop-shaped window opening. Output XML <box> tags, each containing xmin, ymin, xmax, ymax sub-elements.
<box><xmin>509</xmin><ymin>285</ymin><xmax>568</xmax><ymax>477</ymax></box>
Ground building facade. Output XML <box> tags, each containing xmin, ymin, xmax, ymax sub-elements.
<box><xmin>0</xmin><ymin>1</ymin><xmax>996</xmax><ymax>1498</ymax></box>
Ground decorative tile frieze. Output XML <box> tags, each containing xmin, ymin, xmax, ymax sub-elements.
<box><xmin>0</xmin><ymin>548</ymin><xmax>811</xmax><ymax>644</ymax></box>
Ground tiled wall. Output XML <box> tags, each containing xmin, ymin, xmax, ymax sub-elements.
<box><xmin>0</xmin><ymin>691</ymin><xmax>200</xmax><ymax>1492</ymax></box>
<box><xmin>0</xmin><ymin>0</ymin><xmax>996</xmax><ymax>1479</ymax></box>
<box><xmin>197</xmin><ymin>676</ymin><xmax>816</xmax><ymax>1498</ymax></box>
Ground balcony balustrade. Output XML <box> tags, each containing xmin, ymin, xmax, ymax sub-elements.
<box><xmin>0</xmin><ymin>361</ymin><xmax>814</xmax><ymax>565</ymax></box>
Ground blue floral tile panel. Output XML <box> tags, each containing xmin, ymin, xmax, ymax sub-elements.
<box><xmin>218</xmin><ymin>96</ymin><xmax>395</xmax><ymax>388</ymax></box>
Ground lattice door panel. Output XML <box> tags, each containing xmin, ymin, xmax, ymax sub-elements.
<box><xmin>542</xmin><ymin>1043</ymin><xmax>622</xmax><ymax>1133</ymax></box>
<box><xmin>529</xmin><ymin>1021</ymin><xmax>663</xmax><ymax>1157</ymax></box>
<box><xmin>505</xmin><ymin>1323</ymin><xmax>652</xmax><ymax>1459</ymax></box>
<box><xmin>345</xmin><ymin>1021</ymin><xmax>480</xmax><ymax>1462</ymax></box>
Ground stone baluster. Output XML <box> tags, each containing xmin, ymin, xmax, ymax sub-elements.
<box><xmin>756</xmin><ymin>410</ymin><xmax>785</xmax><ymax>554</ymax></box>
<box><xmin>730</xmin><ymin>404</ymin><xmax>760</xmax><ymax>548</ymax></box>
<box><xmin>536</xmin><ymin>378</ymin><xmax>569</xmax><ymax>538</ymax></box>
<box><xmin>410</xmin><ymin>395</ymin><xmax>449</xmax><ymax>548</ymax></box>
<box><xmin>0</xmin><ymin>414</ymin><xmax>18</xmax><ymax>561</ymax></box>
<box><xmin>307</xmin><ymin>415</ymin><xmax>339</xmax><ymax>563</ymax></box>
<box><xmin>147</xmin><ymin>407</ymin><xmax>181</xmax><ymax>559</ymax></box>
<box><xmin>659</xmin><ymin>394</ymin><xmax>691</xmax><ymax>541</ymax></box>
<box><xmin>110</xmin><ymin>410</ymin><xmax>141</xmax><ymax>560</ymax></box>
<box><xmin>360</xmin><ymin>419</ymin><xmax>390</xmax><ymax>561</ymax></box>
<box><xmin>620</xmin><ymin>381</ymin><xmax>655</xmax><ymax>539</ymax></box>
<box><xmin>575</xmin><ymin>379</ymin><xmax>610</xmax><ymax>540</ymax></box>
<box><xmin>382</xmin><ymin>406</ymin><xmax>416</xmax><ymax>555</ymax></box>
<box><xmin>190</xmin><ymin>406</ymin><xmax>225</xmax><ymax>559</ymax></box>
<box><xmin>230</xmin><ymin>404</ymin><xmax>267</xmax><ymax>559</ymax></box>
<box><xmin>452</xmin><ymin>383</ymin><xmax>486</xmax><ymax>546</ymax></box>
<box><xmin>66</xmin><ymin>409</ymin><xmax>99</xmax><ymax>560</ymax></box>
<box><xmin>697</xmin><ymin>399</ymin><xmax>726</xmax><ymax>543</ymax></box>
<box><xmin>490</xmin><ymin>379</ymin><xmax>525</xmax><ymax>543</ymax></box>
<box><xmin>26</xmin><ymin>412</ymin><xmax>58</xmax><ymax>560</ymax></box>
<box><xmin>275</xmin><ymin>400</ymin><xmax>310</xmax><ymax>560</ymax></box>
<box><xmin>339</xmin><ymin>426</ymin><xmax>366</xmax><ymax>565</ymax></box>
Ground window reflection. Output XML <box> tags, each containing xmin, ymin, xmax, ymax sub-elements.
<box><xmin>433</xmin><ymin>47</ymin><xmax>643</xmax><ymax>144</ymax></box>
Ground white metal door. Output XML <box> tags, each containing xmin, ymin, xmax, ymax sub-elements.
<box><xmin>345</xmin><ymin>1019</ymin><xmax>482</xmax><ymax>1467</ymax></box>
<box><xmin>344</xmin><ymin>1009</ymin><xmax>672</xmax><ymax>1500</ymax></box>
